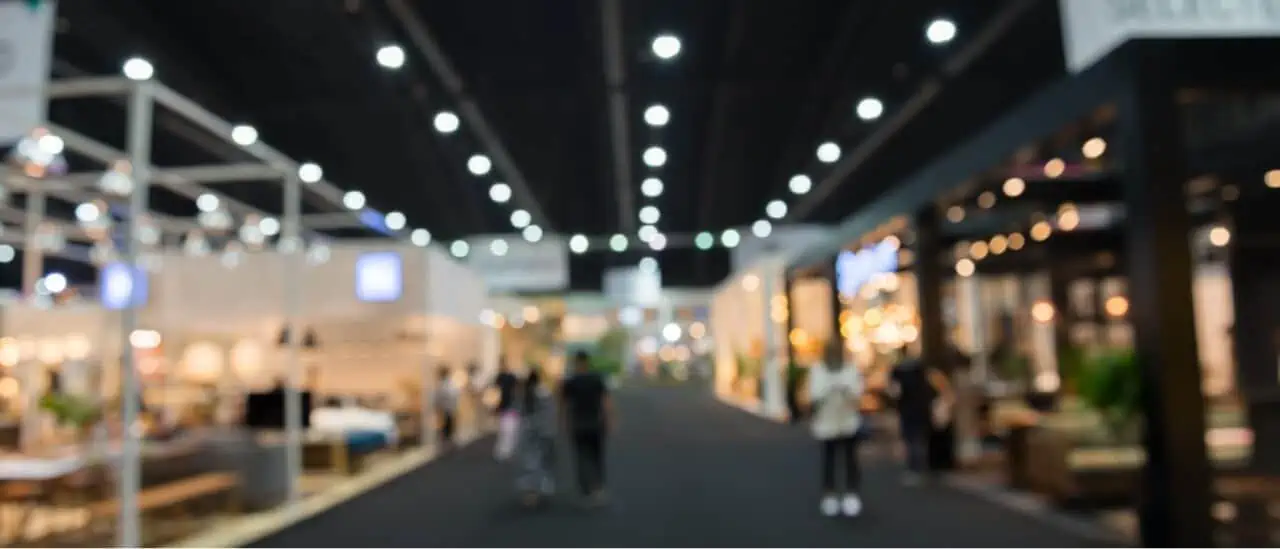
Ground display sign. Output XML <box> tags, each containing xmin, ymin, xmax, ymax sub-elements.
<box><xmin>1060</xmin><ymin>0</ymin><xmax>1280</xmax><ymax>73</ymax></box>
<box><xmin>464</xmin><ymin>236</ymin><xmax>569</xmax><ymax>292</ymax></box>
<box><xmin>0</xmin><ymin>1</ymin><xmax>55</xmax><ymax>142</ymax></box>
<box><xmin>603</xmin><ymin>266</ymin><xmax>662</xmax><ymax>307</ymax></box>
<box><xmin>100</xmin><ymin>262</ymin><xmax>148</xmax><ymax>310</ymax></box>
<box><xmin>355</xmin><ymin>251</ymin><xmax>403</xmax><ymax>303</ymax></box>
<box><xmin>835</xmin><ymin>239</ymin><xmax>898</xmax><ymax>298</ymax></box>
<box><xmin>730</xmin><ymin>224</ymin><xmax>830</xmax><ymax>272</ymax></box>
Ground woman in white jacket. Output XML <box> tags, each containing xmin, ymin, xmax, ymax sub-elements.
<box><xmin>808</xmin><ymin>359</ymin><xmax>864</xmax><ymax>517</ymax></box>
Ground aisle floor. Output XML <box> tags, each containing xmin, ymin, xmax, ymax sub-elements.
<box><xmin>252</xmin><ymin>385</ymin><xmax>1108</xmax><ymax>548</ymax></box>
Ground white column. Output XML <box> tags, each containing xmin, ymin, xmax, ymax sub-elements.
<box><xmin>420</xmin><ymin>248</ymin><xmax>434</xmax><ymax>448</ymax></box>
<box><xmin>281</xmin><ymin>174</ymin><xmax>303</xmax><ymax>504</ymax></box>
<box><xmin>760</xmin><ymin>269</ymin><xmax>785</xmax><ymax>418</ymax></box>
<box><xmin>21</xmin><ymin>187</ymin><xmax>45</xmax><ymax>298</ymax></box>
<box><xmin>117</xmin><ymin>80</ymin><xmax>154</xmax><ymax>549</ymax></box>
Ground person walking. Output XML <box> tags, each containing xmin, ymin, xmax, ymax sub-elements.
<box><xmin>492</xmin><ymin>360</ymin><xmax>521</xmax><ymax>461</ymax></box>
<box><xmin>808</xmin><ymin>356</ymin><xmax>865</xmax><ymax>518</ymax></box>
<box><xmin>559</xmin><ymin>351</ymin><xmax>613</xmax><ymax>506</ymax></box>
<box><xmin>433</xmin><ymin>368</ymin><xmax>460</xmax><ymax>452</ymax></box>
<box><xmin>889</xmin><ymin>354</ymin><xmax>952</xmax><ymax>484</ymax></box>
<box><xmin>516</xmin><ymin>368</ymin><xmax>556</xmax><ymax>505</ymax></box>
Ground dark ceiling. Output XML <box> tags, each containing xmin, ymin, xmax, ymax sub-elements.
<box><xmin>38</xmin><ymin>0</ymin><xmax>1070</xmax><ymax>291</ymax></box>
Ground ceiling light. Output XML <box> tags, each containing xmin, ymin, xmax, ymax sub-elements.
<box><xmin>789</xmin><ymin>174</ymin><xmax>812</xmax><ymax>195</ymax></box>
<box><xmin>569</xmin><ymin>234</ymin><xmax>589</xmax><ymax>254</ymax></box>
<box><xmin>638</xmin><ymin>224</ymin><xmax>658</xmax><ymax>242</ymax></box>
<box><xmin>467</xmin><ymin>154</ymin><xmax>492</xmax><ymax>176</ymax></box>
<box><xmin>510</xmin><ymin>209</ymin><xmax>531</xmax><ymax>228</ymax></box>
<box><xmin>651</xmin><ymin>34</ymin><xmax>682</xmax><ymax>60</ymax></box>
<box><xmin>641</xmin><ymin>177</ymin><xmax>664</xmax><ymax>198</ymax></box>
<box><xmin>75</xmin><ymin>202</ymin><xmax>100</xmax><ymax>223</ymax></box>
<box><xmin>643</xmin><ymin>146</ymin><xmax>667</xmax><ymax>168</ymax></box>
<box><xmin>450</xmin><ymin>240</ymin><xmax>469</xmax><ymax>258</ymax></box>
<box><xmin>1003</xmin><ymin>177</ymin><xmax>1026</xmax><ymax>197</ymax></box>
<box><xmin>694</xmin><ymin>232</ymin><xmax>714</xmax><ymax>250</ymax></box>
<box><xmin>648</xmin><ymin>233</ymin><xmax>667</xmax><ymax>251</ymax></box>
<box><xmin>196</xmin><ymin>193</ymin><xmax>220</xmax><ymax>213</ymax></box>
<box><xmin>752</xmin><ymin>219</ymin><xmax>772</xmax><ymax>238</ymax></box>
<box><xmin>1082</xmin><ymin>137</ymin><xmax>1107</xmax><ymax>159</ymax></box>
<box><xmin>639</xmin><ymin>257</ymin><xmax>658</xmax><ymax>273</ymax></box>
<box><xmin>816</xmin><ymin>142</ymin><xmax>841</xmax><ymax>163</ymax></box>
<box><xmin>721</xmin><ymin>228</ymin><xmax>741</xmax><ymax>248</ymax></box>
<box><xmin>384</xmin><ymin>211</ymin><xmax>406</xmax><ymax>231</ymax></box>
<box><xmin>433</xmin><ymin>111</ymin><xmax>460</xmax><ymax>134</ymax></box>
<box><xmin>926</xmin><ymin>18</ymin><xmax>958</xmax><ymax>45</ymax></box>
<box><xmin>609</xmin><ymin>234</ymin><xmax>628</xmax><ymax>252</ymax></box>
<box><xmin>522</xmin><ymin>225</ymin><xmax>543</xmax><ymax>243</ymax></box>
<box><xmin>489</xmin><ymin>183</ymin><xmax>511</xmax><ymax>203</ymax></box>
<box><xmin>855</xmin><ymin>97</ymin><xmax>884</xmax><ymax>121</ymax></box>
<box><xmin>1266</xmin><ymin>169</ymin><xmax>1280</xmax><ymax>189</ymax></box>
<box><xmin>376</xmin><ymin>44</ymin><xmax>406</xmax><ymax>69</ymax></box>
<box><xmin>638</xmin><ymin>205</ymin><xmax>661</xmax><ymax>225</ymax></box>
<box><xmin>122</xmin><ymin>57</ymin><xmax>154</xmax><ymax>81</ymax></box>
<box><xmin>490</xmin><ymin>239</ymin><xmax>509</xmax><ymax>256</ymax></box>
<box><xmin>766</xmin><ymin>200</ymin><xmax>787</xmax><ymax>219</ymax></box>
<box><xmin>297</xmin><ymin>162</ymin><xmax>323</xmax><ymax>183</ymax></box>
<box><xmin>0</xmin><ymin>245</ymin><xmax>14</xmax><ymax>264</ymax></box>
<box><xmin>343</xmin><ymin>190</ymin><xmax>366</xmax><ymax>210</ymax></box>
<box><xmin>231</xmin><ymin>125</ymin><xmax>258</xmax><ymax>146</ymax></box>
<box><xmin>259</xmin><ymin>217</ymin><xmax>281</xmax><ymax>237</ymax></box>
<box><xmin>411</xmin><ymin>228</ymin><xmax>431</xmax><ymax>246</ymax></box>
<box><xmin>1043</xmin><ymin>158</ymin><xmax>1066</xmax><ymax>178</ymax></box>
<box><xmin>644</xmin><ymin>104</ymin><xmax>670</xmax><ymax>127</ymax></box>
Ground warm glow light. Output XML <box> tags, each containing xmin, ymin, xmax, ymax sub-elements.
<box><xmin>1031</xmin><ymin>301</ymin><xmax>1055</xmax><ymax>324</ymax></box>
<box><xmin>742</xmin><ymin>274</ymin><xmax>760</xmax><ymax>292</ymax></box>
<box><xmin>946</xmin><ymin>205</ymin><xmax>965</xmax><ymax>223</ymax></box>
<box><xmin>989</xmin><ymin>234</ymin><xmax>1008</xmax><ymax>255</ymax></box>
<box><xmin>129</xmin><ymin>329</ymin><xmax>162</xmax><ymax>349</ymax></box>
<box><xmin>1057</xmin><ymin>207</ymin><xmax>1081</xmax><ymax>231</ymax></box>
<box><xmin>969</xmin><ymin>240</ymin><xmax>989</xmax><ymax>260</ymax></box>
<box><xmin>955</xmin><ymin>258</ymin><xmax>975</xmax><ymax>277</ymax></box>
<box><xmin>1043</xmin><ymin>158</ymin><xmax>1066</xmax><ymax>178</ymax></box>
<box><xmin>1030</xmin><ymin>221</ymin><xmax>1052</xmax><ymax>241</ymax></box>
<box><xmin>1104</xmin><ymin>296</ymin><xmax>1130</xmax><ymax>318</ymax></box>
<box><xmin>1008</xmin><ymin>232</ymin><xmax>1026</xmax><ymax>250</ymax></box>
<box><xmin>1209</xmin><ymin>226</ymin><xmax>1231</xmax><ymax>247</ymax></box>
<box><xmin>1082</xmin><ymin>137</ymin><xmax>1107</xmax><ymax>159</ymax></box>
<box><xmin>1266</xmin><ymin>170</ymin><xmax>1280</xmax><ymax>189</ymax></box>
<box><xmin>977</xmin><ymin>191</ymin><xmax>996</xmax><ymax>209</ymax></box>
<box><xmin>1003</xmin><ymin>177</ymin><xmax>1026</xmax><ymax>197</ymax></box>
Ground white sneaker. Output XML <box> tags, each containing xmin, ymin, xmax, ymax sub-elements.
<box><xmin>841</xmin><ymin>494</ymin><xmax>862</xmax><ymax>517</ymax></box>
<box><xmin>820</xmin><ymin>495</ymin><xmax>840</xmax><ymax>517</ymax></box>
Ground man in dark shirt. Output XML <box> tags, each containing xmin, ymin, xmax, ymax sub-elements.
<box><xmin>559</xmin><ymin>350</ymin><xmax>613</xmax><ymax>504</ymax></box>
<box><xmin>493</xmin><ymin>360</ymin><xmax>519</xmax><ymax>414</ymax></box>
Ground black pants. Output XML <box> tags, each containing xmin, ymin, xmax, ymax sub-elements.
<box><xmin>900</xmin><ymin>417</ymin><xmax>929</xmax><ymax>473</ymax></box>
<box><xmin>438</xmin><ymin>411</ymin><xmax>456</xmax><ymax>445</ymax></box>
<box><xmin>571</xmin><ymin>430</ymin><xmax>606</xmax><ymax>495</ymax></box>
<box><xmin>820</xmin><ymin>436</ymin><xmax>861</xmax><ymax>493</ymax></box>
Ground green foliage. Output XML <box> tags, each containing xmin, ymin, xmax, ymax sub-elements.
<box><xmin>1077</xmin><ymin>348</ymin><xmax>1142</xmax><ymax>438</ymax></box>
<box><xmin>786</xmin><ymin>362</ymin><xmax>808</xmax><ymax>386</ymax></box>
<box><xmin>39</xmin><ymin>392</ymin><xmax>101</xmax><ymax>428</ymax></box>
<box><xmin>995</xmin><ymin>353</ymin><xmax>1032</xmax><ymax>383</ymax></box>
<box><xmin>735</xmin><ymin>353</ymin><xmax>760</xmax><ymax>380</ymax></box>
<box><xmin>590</xmin><ymin>328</ymin><xmax>628</xmax><ymax>377</ymax></box>
<box><xmin>1057</xmin><ymin>344</ymin><xmax>1087</xmax><ymax>390</ymax></box>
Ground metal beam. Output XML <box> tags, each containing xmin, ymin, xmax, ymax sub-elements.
<box><xmin>385</xmin><ymin>0</ymin><xmax>553</xmax><ymax>231</ymax></box>
<box><xmin>787</xmin><ymin>0</ymin><xmax>1036</xmax><ymax>221</ymax></box>
<box><xmin>600</xmin><ymin>0</ymin><xmax>635</xmax><ymax>233</ymax></box>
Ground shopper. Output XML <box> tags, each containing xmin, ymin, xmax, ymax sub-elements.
<box><xmin>433</xmin><ymin>368</ymin><xmax>459</xmax><ymax>452</ymax></box>
<box><xmin>559</xmin><ymin>350</ymin><xmax>613</xmax><ymax>506</ymax></box>
<box><xmin>808</xmin><ymin>357</ymin><xmax>864</xmax><ymax>518</ymax></box>
<box><xmin>492</xmin><ymin>360</ymin><xmax>521</xmax><ymax>461</ymax></box>
<box><xmin>889</xmin><ymin>354</ymin><xmax>953</xmax><ymax>484</ymax></box>
<box><xmin>516</xmin><ymin>368</ymin><xmax>556</xmax><ymax>505</ymax></box>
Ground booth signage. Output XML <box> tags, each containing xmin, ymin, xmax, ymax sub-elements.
<box><xmin>355</xmin><ymin>251</ymin><xmax>403</xmax><ymax>303</ymax></box>
<box><xmin>464</xmin><ymin>236</ymin><xmax>569</xmax><ymax>292</ymax></box>
<box><xmin>729</xmin><ymin>224</ymin><xmax>830</xmax><ymax>272</ymax></box>
<box><xmin>100</xmin><ymin>262</ymin><xmax>148</xmax><ymax>310</ymax></box>
<box><xmin>1060</xmin><ymin>0</ymin><xmax>1280</xmax><ymax>73</ymax></box>
<box><xmin>835</xmin><ymin>239</ymin><xmax>898</xmax><ymax>298</ymax></box>
<box><xmin>603</xmin><ymin>266</ymin><xmax>662</xmax><ymax>307</ymax></box>
<box><xmin>0</xmin><ymin>1</ymin><xmax>54</xmax><ymax>142</ymax></box>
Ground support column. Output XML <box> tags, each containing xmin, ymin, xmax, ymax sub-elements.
<box><xmin>21</xmin><ymin>188</ymin><xmax>45</xmax><ymax>297</ymax></box>
<box><xmin>914</xmin><ymin>208</ymin><xmax>953</xmax><ymax>470</ymax></box>
<box><xmin>281</xmin><ymin>173</ymin><xmax>303</xmax><ymax>504</ymax></box>
<box><xmin>1227</xmin><ymin>196</ymin><xmax>1280</xmax><ymax>475</ymax></box>
<box><xmin>1118</xmin><ymin>44</ymin><xmax>1212</xmax><ymax>548</ymax></box>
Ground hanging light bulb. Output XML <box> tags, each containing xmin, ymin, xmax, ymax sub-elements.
<box><xmin>277</xmin><ymin>235</ymin><xmax>302</xmax><ymax>255</ymax></box>
<box><xmin>183</xmin><ymin>229</ymin><xmax>210</xmax><ymax>256</ymax></box>
<box><xmin>221</xmin><ymin>241</ymin><xmax>245</xmax><ymax>268</ymax></box>
<box><xmin>238</xmin><ymin>214</ymin><xmax>265</xmax><ymax>249</ymax></box>
<box><xmin>135</xmin><ymin>215</ymin><xmax>161</xmax><ymax>247</ymax></box>
<box><xmin>98</xmin><ymin>160</ymin><xmax>135</xmax><ymax>196</ymax></box>
<box><xmin>8</xmin><ymin>127</ymin><xmax>68</xmax><ymax>180</ymax></box>
<box><xmin>89</xmin><ymin>241</ymin><xmax>117</xmax><ymax>266</ymax></box>
<box><xmin>76</xmin><ymin>200</ymin><xmax>112</xmax><ymax>240</ymax></box>
<box><xmin>197</xmin><ymin>206</ymin><xmax>233</xmax><ymax>233</ymax></box>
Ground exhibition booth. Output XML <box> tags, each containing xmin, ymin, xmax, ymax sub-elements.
<box><xmin>0</xmin><ymin>68</ymin><xmax>496</xmax><ymax>547</ymax></box>
<box><xmin>781</xmin><ymin>37</ymin><xmax>1280</xmax><ymax>546</ymax></box>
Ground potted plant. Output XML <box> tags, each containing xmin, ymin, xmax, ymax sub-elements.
<box><xmin>1077</xmin><ymin>348</ymin><xmax>1142</xmax><ymax>444</ymax></box>
<box><xmin>39</xmin><ymin>392</ymin><xmax>102</xmax><ymax>444</ymax></box>
<box><xmin>735</xmin><ymin>353</ymin><xmax>761</xmax><ymax>399</ymax></box>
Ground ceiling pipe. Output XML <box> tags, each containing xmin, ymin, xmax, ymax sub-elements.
<box><xmin>385</xmin><ymin>0</ymin><xmax>553</xmax><ymax>231</ymax></box>
<box><xmin>787</xmin><ymin>0</ymin><xmax>1037</xmax><ymax>221</ymax></box>
<box><xmin>600</xmin><ymin>0</ymin><xmax>635</xmax><ymax>233</ymax></box>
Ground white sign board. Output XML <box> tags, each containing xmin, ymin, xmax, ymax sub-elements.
<box><xmin>1060</xmin><ymin>0</ymin><xmax>1280</xmax><ymax>73</ymax></box>
<box><xmin>0</xmin><ymin>2</ymin><xmax>54</xmax><ymax>143</ymax></box>
<box><xmin>603</xmin><ymin>266</ymin><xmax>662</xmax><ymax>307</ymax></box>
<box><xmin>730</xmin><ymin>224</ymin><xmax>830</xmax><ymax>273</ymax></box>
<box><xmin>464</xmin><ymin>235</ymin><xmax>569</xmax><ymax>292</ymax></box>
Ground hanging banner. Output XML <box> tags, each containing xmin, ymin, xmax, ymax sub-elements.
<box><xmin>603</xmin><ymin>266</ymin><xmax>662</xmax><ymax>307</ymax></box>
<box><xmin>1060</xmin><ymin>0</ymin><xmax>1280</xmax><ymax>73</ymax></box>
<box><xmin>463</xmin><ymin>235</ymin><xmax>569</xmax><ymax>292</ymax></box>
<box><xmin>0</xmin><ymin>1</ymin><xmax>55</xmax><ymax>143</ymax></box>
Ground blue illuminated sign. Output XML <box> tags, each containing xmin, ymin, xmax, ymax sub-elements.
<box><xmin>835</xmin><ymin>239</ymin><xmax>898</xmax><ymax>298</ymax></box>
<box><xmin>99</xmin><ymin>262</ymin><xmax>148</xmax><ymax>310</ymax></box>
<box><xmin>355</xmin><ymin>251</ymin><xmax>403</xmax><ymax>303</ymax></box>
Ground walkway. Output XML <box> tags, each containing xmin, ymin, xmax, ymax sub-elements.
<box><xmin>252</xmin><ymin>384</ymin><xmax>1104</xmax><ymax>547</ymax></box>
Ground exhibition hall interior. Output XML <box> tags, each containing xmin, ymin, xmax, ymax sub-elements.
<box><xmin>0</xmin><ymin>0</ymin><xmax>1277</xmax><ymax>547</ymax></box>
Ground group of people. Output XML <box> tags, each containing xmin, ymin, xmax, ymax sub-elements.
<box><xmin>433</xmin><ymin>352</ymin><xmax>614</xmax><ymax>507</ymax></box>
<box><xmin>804</xmin><ymin>351</ymin><xmax>956</xmax><ymax>518</ymax></box>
